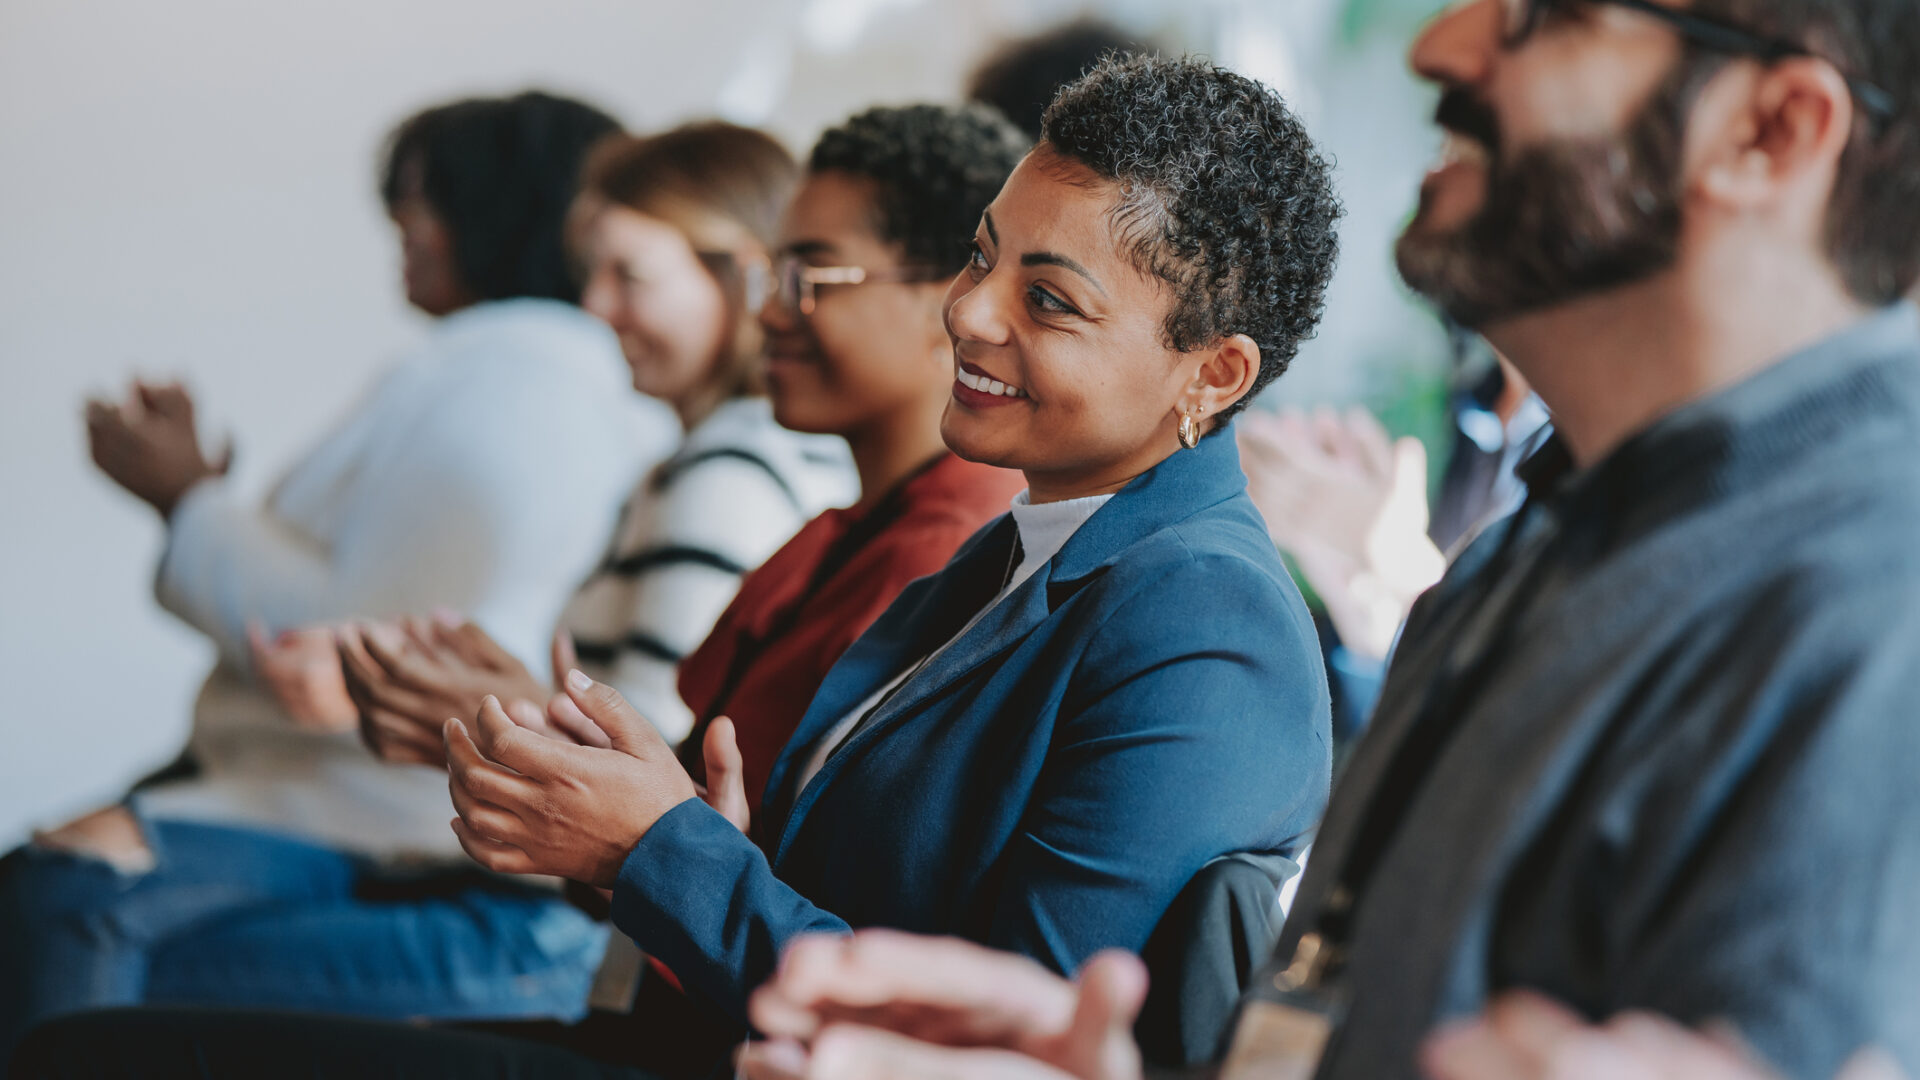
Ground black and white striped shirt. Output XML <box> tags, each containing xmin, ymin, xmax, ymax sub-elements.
<box><xmin>560</xmin><ymin>396</ymin><xmax>856</xmax><ymax>743</ymax></box>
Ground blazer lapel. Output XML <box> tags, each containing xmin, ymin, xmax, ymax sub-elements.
<box><xmin>759</xmin><ymin>517</ymin><xmax>1018</xmax><ymax>822</ymax></box>
<box><xmin>771</xmin><ymin>556</ymin><xmax>1057</xmax><ymax>864</ymax></box>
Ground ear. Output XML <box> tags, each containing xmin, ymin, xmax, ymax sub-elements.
<box><xmin>1695</xmin><ymin>56</ymin><xmax>1853</xmax><ymax>228</ymax></box>
<box><xmin>1182</xmin><ymin>334</ymin><xmax>1262</xmax><ymax>434</ymax></box>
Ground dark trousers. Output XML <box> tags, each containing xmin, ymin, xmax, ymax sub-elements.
<box><xmin>9</xmin><ymin>966</ymin><xmax>741</xmax><ymax>1080</ymax></box>
<box><xmin>12</xmin><ymin>1008</ymin><xmax>651</xmax><ymax>1080</ymax></box>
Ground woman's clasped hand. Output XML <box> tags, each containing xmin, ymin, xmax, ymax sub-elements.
<box><xmin>444</xmin><ymin>671</ymin><xmax>750</xmax><ymax>886</ymax></box>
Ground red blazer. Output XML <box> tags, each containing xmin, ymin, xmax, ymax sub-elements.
<box><xmin>678</xmin><ymin>453</ymin><xmax>1024</xmax><ymax>811</ymax></box>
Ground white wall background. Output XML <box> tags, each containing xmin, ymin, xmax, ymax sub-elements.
<box><xmin>0</xmin><ymin>0</ymin><xmax>1444</xmax><ymax>848</ymax></box>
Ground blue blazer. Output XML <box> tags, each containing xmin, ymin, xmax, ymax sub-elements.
<box><xmin>610</xmin><ymin>423</ymin><xmax>1332</xmax><ymax>1020</ymax></box>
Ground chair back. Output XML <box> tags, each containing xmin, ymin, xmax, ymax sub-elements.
<box><xmin>1133</xmin><ymin>851</ymin><xmax>1299</xmax><ymax>1069</ymax></box>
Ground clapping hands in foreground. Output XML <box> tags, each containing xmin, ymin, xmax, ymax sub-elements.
<box><xmin>733</xmin><ymin>931</ymin><xmax>1906</xmax><ymax>1080</ymax></box>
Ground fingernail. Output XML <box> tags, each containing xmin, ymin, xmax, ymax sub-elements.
<box><xmin>447</xmin><ymin>718</ymin><xmax>466</xmax><ymax>736</ymax></box>
<box><xmin>566</xmin><ymin>668</ymin><xmax>592</xmax><ymax>693</ymax></box>
<box><xmin>431</xmin><ymin>607</ymin><xmax>461</xmax><ymax>628</ymax></box>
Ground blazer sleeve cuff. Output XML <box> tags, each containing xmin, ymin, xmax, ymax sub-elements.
<box><xmin>610</xmin><ymin>798</ymin><xmax>848</xmax><ymax>1019</ymax></box>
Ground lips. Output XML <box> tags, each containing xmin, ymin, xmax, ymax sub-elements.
<box><xmin>954</xmin><ymin>359</ymin><xmax>1027</xmax><ymax>399</ymax></box>
<box><xmin>765</xmin><ymin>332</ymin><xmax>820</xmax><ymax>369</ymax></box>
<box><xmin>1433</xmin><ymin>89</ymin><xmax>1501</xmax><ymax>158</ymax></box>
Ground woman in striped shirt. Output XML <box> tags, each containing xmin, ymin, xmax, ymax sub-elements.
<box><xmin>556</xmin><ymin>125</ymin><xmax>857</xmax><ymax>743</ymax></box>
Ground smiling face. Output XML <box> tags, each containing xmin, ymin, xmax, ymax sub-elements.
<box><xmin>576</xmin><ymin>202</ymin><xmax>732</xmax><ymax>406</ymax></box>
<box><xmin>1395</xmin><ymin>0</ymin><xmax>1697</xmax><ymax>328</ymax></box>
<box><xmin>940</xmin><ymin>148</ymin><xmax>1257</xmax><ymax>502</ymax></box>
<box><xmin>759</xmin><ymin>170</ymin><xmax>954</xmax><ymax>440</ymax></box>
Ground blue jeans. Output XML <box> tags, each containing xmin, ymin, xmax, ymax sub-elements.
<box><xmin>0</xmin><ymin>813</ymin><xmax>608</xmax><ymax>1070</ymax></box>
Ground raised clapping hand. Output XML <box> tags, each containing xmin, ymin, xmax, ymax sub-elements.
<box><xmin>736</xmin><ymin>930</ymin><xmax>1148</xmax><ymax>1080</ymax></box>
<box><xmin>338</xmin><ymin>617</ymin><xmax>574</xmax><ymax>767</ymax></box>
<box><xmin>1422</xmin><ymin>992</ymin><xmax>1907</xmax><ymax>1080</ymax></box>
<box><xmin>84</xmin><ymin>379</ymin><xmax>229</xmax><ymax>518</ymax></box>
<box><xmin>1237</xmin><ymin>405</ymin><xmax>1445</xmax><ymax>661</ymax></box>
<box><xmin>445</xmin><ymin>670</ymin><xmax>722</xmax><ymax>887</ymax></box>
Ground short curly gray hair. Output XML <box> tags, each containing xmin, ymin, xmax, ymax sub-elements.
<box><xmin>1041</xmin><ymin>54</ymin><xmax>1343</xmax><ymax>422</ymax></box>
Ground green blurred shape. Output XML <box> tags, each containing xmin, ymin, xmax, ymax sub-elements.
<box><xmin>1338</xmin><ymin>0</ymin><xmax>1450</xmax><ymax>46</ymax></box>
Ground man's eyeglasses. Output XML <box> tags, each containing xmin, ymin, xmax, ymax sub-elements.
<box><xmin>770</xmin><ymin>255</ymin><xmax>951</xmax><ymax>317</ymax></box>
<box><xmin>1500</xmin><ymin>0</ymin><xmax>1897</xmax><ymax>125</ymax></box>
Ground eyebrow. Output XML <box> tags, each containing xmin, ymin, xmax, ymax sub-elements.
<box><xmin>1021</xmin><ymin>252</ymin><xmax>1107</xmax><ymax>298</ymax></box>
<box><xmin>783</xmin><ymin>239</ymin><xmax>837</xmax><ymax>258</ymax></box>
<box><xmin>983</xmin><ymin>210</ymin><xmax>1108</xmax><ymax>298</ymax></box>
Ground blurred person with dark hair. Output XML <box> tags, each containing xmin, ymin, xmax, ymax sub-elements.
<box><xmin>7</xmin><ymin>65</ymin><xmax>1345</xmax><ymax>1078</ymax></box>
<box><xmin>967</xmin><ymin>18</ymin><xmax>1157</xmax><ymax>141</ymax></box>
<box><xmin>0</xmin><ymin>90</ymin><xmax>673</xmax><ymax>1059</ymax></box>
<box><xmin>710</xmin><ymin>0</ymin><xmax>1920</xmax><ymax>1076</ymax></box>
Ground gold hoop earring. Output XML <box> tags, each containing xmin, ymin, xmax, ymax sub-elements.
<box><xmin>1177</xmin><ymin>414</ymin><xmax>1201</xmax><ymax>450</ymax></box>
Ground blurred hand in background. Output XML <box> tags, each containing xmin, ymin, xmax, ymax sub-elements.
<box><xmin>337</xmin><ymin>616</ymin><xmax>557</xmax><ymax>768</ymax></box>
<box><xmin>85</xmin><ymin>379</ymin><xmax>228</xmax><ymax>518</ymax></box>
<box><xmin>1238</xmin><ymin>405</ymin><xmax>1445</xmax><ymax>661</ymax></box>
<box><xmin>248</xmin><ymin>621</ymin><xmax>357</xmax><ymax>732</ymax></box>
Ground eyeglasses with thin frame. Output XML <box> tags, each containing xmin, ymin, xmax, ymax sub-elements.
<box><xmin>1499</xmin><ymin>0</ymin><xmax>1897</xmax><ymax>126</ymax></box>
<box><xmin>770</xmin><ymin>254</ymin><xmax>952</xmax><ymax>317</ymax></box>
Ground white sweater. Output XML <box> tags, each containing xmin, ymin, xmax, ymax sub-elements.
<box><xmin>561</xmin><ymin>396</ymin><xmax>856</xmax><ymax>744</ymax></box>
<box><xmin>137</xmin><ymin>298</ymin><xmax>676</xmax><ymax>860</ymax></box>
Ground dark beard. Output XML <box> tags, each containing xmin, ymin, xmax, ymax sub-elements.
<box><xmin>1396</xmin><ymin>61</ymin><xmax>1707</xmax><ymax>329</ymax></box>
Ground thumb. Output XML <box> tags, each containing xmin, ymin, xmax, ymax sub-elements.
<box><xmin>1390</xmin><ymin>435</ymin><xmax>1428</xmax><ymax>494</ymax></box>
<box><xmin>563</xmin><ymin>669</ymin><xmax>664</xmax><ymax>758</ymax></box>
<box><xmin>703</xmin><ymin>717</ymin><xmax>750</xmax><ymax>832</ymax></box>
<box><xmin>1387</xmin><ymin>435</ymin><xmax>1432</xmax><ymax>533</ymax></box>
<box><xmin>1059</xmin><ymin>951</ymin><xmax>1149</xmax><ymax>1080</ymax></box>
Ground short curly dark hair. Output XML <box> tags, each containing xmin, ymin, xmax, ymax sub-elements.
<box><xmin>1041</xmin><ymin>54</ymin><xmax>1342</xmax><ymax>424</ymax></box>
<box><xmin>809</xmin><ymin>103</ymin><xmax>1030</xmax><ymax>274</ymax></box>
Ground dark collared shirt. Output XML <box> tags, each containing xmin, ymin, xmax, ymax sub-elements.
<box><xmin>1277</xmin><ymin>304</ymin><xmax>1920</xmax><ymax>1080</ymax></box>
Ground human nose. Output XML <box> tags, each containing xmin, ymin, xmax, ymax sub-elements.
<box><xmin>942</xmin><ymin>274</ymin><xmax>1009</xmax><ymax>349</ymax></box>
<box><xmin>580</xmin><ymin>269</ymin><xmax>622</xmax><ymax>325</ymax></box>
<box><xmin>1410</xmin><ymin>0</ymin><xmax>1503</xmax><ymax>89</ymax></box>
<box><xmin>758</xmin><ymin>267</ymin><xmax>800</xmax><ymax>334</ymax></box>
